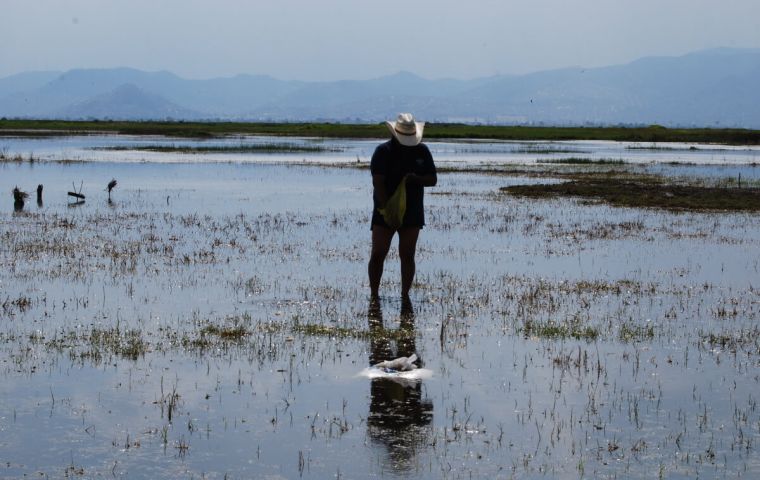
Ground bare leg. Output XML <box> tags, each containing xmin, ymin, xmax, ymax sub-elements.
<box><xmin>398</xmin><ymin>226</ymin><xmax>420</xmax><ymax>299</ymax></box>
<box><xmin>368</xmin><ymin>225</ymin><xmax>395</xmax><ymax>298</ymax></box>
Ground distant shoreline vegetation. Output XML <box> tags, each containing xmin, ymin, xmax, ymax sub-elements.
<box><xmin>96</xmin><ymin>143</ymin><xmax>343</xmax><ymax>154</ymax></box>
<box><xmin>537</xmin><ymin>157</ymin><xmax>626</xmax><ymax>165</ymax></box>
<box><xmin>2</xmin><ymin>119</ymin><xmax>760</xmax><ymax>145</ymax></box>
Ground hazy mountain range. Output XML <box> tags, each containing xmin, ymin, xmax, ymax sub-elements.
<box><xmin>1</xmin><ymin>48</ymin><xmax>759</xmax><ymax>127</ymax></box>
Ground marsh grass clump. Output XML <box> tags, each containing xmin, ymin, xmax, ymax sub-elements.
<box><xmin>565</xmin><ymin>279</ymin><xmax>651</xmax><ymax>296</ymax></box>
<box><xmin>521</xmin><ymin>318</ymin><xmax>599</xmax><ymax>340</ymax></box>
<box><xmin>188</xmin><ymin>314</ymin><xmax>254</xmax><ymax>348</ymax></box>
<box><xmin>1</xmin><ymin>295</ymin><xmax>32</xmax><ymax>316</ymax></box>
<box><xmin>1</xmin><ymin>151</ymin><xmax>33</xmax><ymax>163</ymax></box>
<box><xmin>156</xmin><ymin>385</ymin><xmax>181</xmax><ymax>423</ymax></box>
<box><xmin>199</xmin><ymin>324</ymin><xmax>249</xmax><ymax>340</ymax></box>
<box><xmin>503</xmin><ymin>174</ymin><xmax>760</xmax><ymax>211</ymax></box>
<box><xmin>700</xmin><ymin>329</ymin><xmax>760</xmax><ymax>353</ymax></box>
<box><xmin>292</xmin><ymin>323</ymin><xmax>414</xmax><ymax>342</ymax></box>
<box><xmin>292</xmin><ymin>323</ymin><xmax>360</xmax><ymax>338</ymax></box>
<box><xmin>84</xmin><ymin>327</ymin><xmax>148</xmax><ymax>361</ymax></box>
<box><xmin>619</xmin><ymin>323</ymin><xmax>656</xmax><ymax>342</ymax></box>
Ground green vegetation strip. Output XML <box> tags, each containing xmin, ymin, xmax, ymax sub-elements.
<box><xmin>619</xmin><ymin>323</ymin><xmax>655</xmax><ymax>342</ymax></box>
<box><xmin>537</xmin><ymin>157</ymin><xmax>625</xmax><ymax>165</ymax></box>
<box><xmin>3</xmin><ymin>119</ymin><xmax>760</xmax><ymax>144</ymax></box>
<box><xmin>700</xmin><ymin>330</ymin><xmax>760</xmax><ymax>353</ymax></box>
<box><xmin>97</xmin><ymin>143</ymin><xmax>342</xmax><ymax>154</ymax></box>
<box><xmin>503</xmin><ymin>178</ymin><xmax>760</xmax><ymax>211</ymax></box>
<box><xmin>521</xmin><ymin>318</ymin><xmax>599</xmax><ymax>340</ymax></box>
<box><xmin>292</xmin><ymin>323</ymin><xmax>415</xmax><ymax>341</ymax></box>
<box><xmin>514</xmin><ymin>147</ymin><xmax>591</xmax><ymax>154</ymax></box>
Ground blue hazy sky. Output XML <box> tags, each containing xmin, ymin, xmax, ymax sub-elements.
<box><xmin>2</xmin><ymin>0</ymin><xmax>759</xmax><ymax>80</ymax></box>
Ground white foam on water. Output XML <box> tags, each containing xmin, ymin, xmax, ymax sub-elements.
<box><xmin>357</xmin><ymin>367</ymin><xmax>434</xmax><ymax>383</ymax></box>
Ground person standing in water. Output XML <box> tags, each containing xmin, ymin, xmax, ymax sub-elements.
<box><xmin>368</xmin><ymin>113</ymin><xmax>437</xmax><ymax>299</ymax></box>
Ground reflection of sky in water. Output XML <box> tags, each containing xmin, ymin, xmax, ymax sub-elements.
<box><xmin>646</xmin><ymin>162</ymin><xmax>760</xmax><ymax>180</ymax></box>
<box><xmin>2</xmin><ymin>134</ymin><xmax>760</xmax><ymax>169</ymax></box>
<box><xmin>0</xmin><ymin>146</ymin><xmax>759</xmax><ymax>478</ymax></box>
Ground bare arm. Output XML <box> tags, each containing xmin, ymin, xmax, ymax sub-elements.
<box><xmin>372</xmin><ymin>174</ymin><xmax>388</xmax><ymax>207</ymax></box>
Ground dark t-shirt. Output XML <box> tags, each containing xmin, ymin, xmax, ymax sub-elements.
<box><xmin>370</xmin><ymin>138</ymin><xmax>436</xmax><ymax>229</ymax></box>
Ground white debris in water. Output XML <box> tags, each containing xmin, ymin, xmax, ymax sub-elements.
<box><xmin>357</xmin><ymin>354</ymin><xmax>433</xmax><ymax>384</ymax></box>
<box><xmin>373</xmin><ymin>354</ymin><xmax>418</xmax><ymax>371</ymax></box>
<box><xmin>357</xmin><ymin>367</ymin><xmax>434</xmax><ymax>384</ymax></box>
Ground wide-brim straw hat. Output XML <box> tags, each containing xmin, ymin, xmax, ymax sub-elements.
<box><xmin>386</xmin><ymin>113</ymin><xmax>424</xmax><ymax>147</ymax></box>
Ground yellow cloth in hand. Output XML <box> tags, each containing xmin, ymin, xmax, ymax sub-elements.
<box><xmin>378</xmin><ymin>176</ymin><xmax>407</xmax><ymax>230</ymax></box>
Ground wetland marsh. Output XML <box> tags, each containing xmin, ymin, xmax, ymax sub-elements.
<box><xmin>1</xmin><ymin>134</ymin><xmax>759</xmax><ymax>478</ymax></box>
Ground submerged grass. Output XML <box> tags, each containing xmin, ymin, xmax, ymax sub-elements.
<box><xmin>0</xmin><ymin>151</ymin><xmax>36</xmax><ymax>163</ymax></box>
<box><xmin>198</xmin><ymin>324</ymin><xmax>249</xmax><ymax>339</ymax></box>
<box><xmin>186</xmin><ymin>314</ymin><xmax>257</xmax><ymax>348</ymax></box>
<box><xmin>292</xmin><ymin>323</ymin><xmax>415</xmax><ymax>342</ymax></box>
<box><xmin>84</xmin><ymin>327</ymin><xmax>148</xmax><ymax>361</ymax></box>
<box><xmin>700</xmin><ymin>329</ymin><xmax>760</xmax><ymax>353</ymax></box>
<box><xmin>514</xmin><ymin>147</ymin><xmax>591</xmax><ymax>155</ymax></box>
<box><xmin>1</xmin><ymin>295</ymin><xmax>32</xmax><ymax>316</ymax></box>
<box><xmin>521</xmin><ymin>318</ymin><xmax>599</xmax><ymax>340</ymax></box>
<box><xmin>35</xmin><ymin>327</ymin><xmax>148</xmax><ymax>361</ymax></box>
<box><xmin>619</xmin><ymin>323</ymin><xmax>656</xmax><ymax>342</ymax></box>
<box><xmin>537</xmin><ymin>157</ymin><xmax>626</xmax><ymax>165</ymax></box>
<box><xmin>97</xmin><ymin>143</ymin><xmax>343</xmax><ymax>154</ymax></box>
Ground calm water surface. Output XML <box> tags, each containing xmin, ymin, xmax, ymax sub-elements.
<box><xmin>0</xmin><ymin>136</ymin><xmax>758</xmax><ymax>478</ymax></box>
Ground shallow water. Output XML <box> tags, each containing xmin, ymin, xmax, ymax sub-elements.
<box><xmin>0</xmin><ymin>138</ymin><xmax>759</xmax><ymax>478</ymax></box>
<box><xmin>2</xmin><ymin>134</ymin><xmax>760</xmax><ymax>169</ymax></box>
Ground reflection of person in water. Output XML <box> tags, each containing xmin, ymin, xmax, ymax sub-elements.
<box><xmin>366</xmin><ymin>298</ymin><xmax>433</xmax><ymax>472</ymax></box>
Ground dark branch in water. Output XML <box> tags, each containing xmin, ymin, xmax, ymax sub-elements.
<box><xmin>12</xmin><ymin>186</ymin><xmax>28</xmax><ymax>203</ymax></box>
<box><xmin>68</xmin><ymin>180</ymin><xmax>85</xmax><ymax>201</ymax></box>
<box><xmin>107</xmin><ymin>179</ymin><xmax>117</xmax><ymax>200</ymax></box>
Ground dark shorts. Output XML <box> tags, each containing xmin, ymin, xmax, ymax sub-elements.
<box><xmin>370</xmin><ymin>211</ymin><xmax>424</xmax><ymax>231</ymax></box>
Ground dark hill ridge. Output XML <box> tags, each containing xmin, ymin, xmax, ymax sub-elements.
<box><xmin>1</xmin><ymin>48</ymin><xmax>759</xmax><ymax>127</ymax></box>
